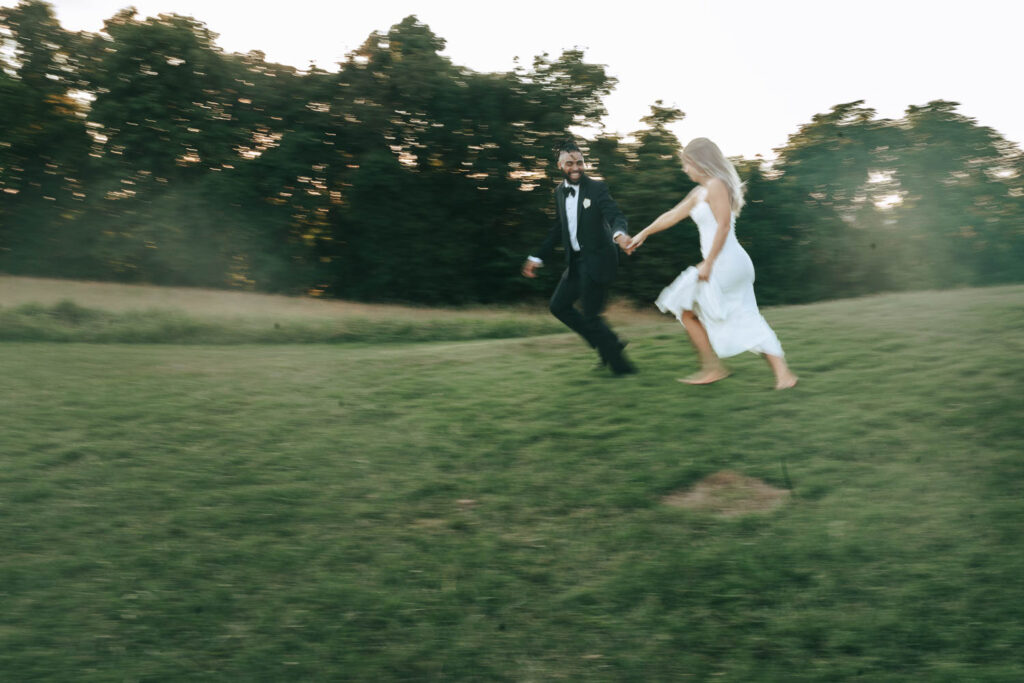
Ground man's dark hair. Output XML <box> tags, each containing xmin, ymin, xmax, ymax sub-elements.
<box><xmin>556</xmin><ymin>138</ymin><xmax>581</xmax><ymax>157</ymax></box>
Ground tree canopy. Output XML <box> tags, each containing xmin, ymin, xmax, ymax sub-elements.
<box><xmin>2</xmin><ymin>1</ymin><xmax>1021</xmax><ymax>305</ymax></box>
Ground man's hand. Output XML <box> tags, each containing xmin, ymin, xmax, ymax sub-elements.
<box><xmin>521</xmin><ymin>260</ymin><xmax>542</xmax><ymax>278</ymax></box>
<box><xmin>614</xmin><ymin>233</ymin><xmax>633</xmax><ymax>253</ymax></box>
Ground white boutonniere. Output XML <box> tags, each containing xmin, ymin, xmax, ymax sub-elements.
<box><xmin>583</xmin><ymin>198</ymin><xmax>591</xmax><ymax>209</ymax></box>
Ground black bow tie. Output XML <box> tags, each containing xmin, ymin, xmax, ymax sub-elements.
<box><xmin>566</xmin><ymin>186</ymin><xmax>577</xmax><ymax>197</ymax></box>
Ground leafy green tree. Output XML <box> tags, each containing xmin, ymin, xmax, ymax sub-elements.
<box><xmin>766</xmin><ymin>101</ymin><xmax>900</xmax><ymax>301</ymax></box>
<box><xmin>886</xmin><ymin>100</ymin><xmax>1024</xmax><ymax>287</ymax></box>
<box><xmin>302</xmin><ymin>17</ymin><xmax>619</xmax><ymax>303</ymax></box>
<box><xmin>74</xmin><ymin>9</ymin><xmax>312</xmax><ymax>287</ymax></box>
<box><xmin>596</xmin><ymin>102</ymin><xmax>695</xmax><ymax>302</ymax></box>
<box><xmin>0</xmin><ymin>0</ymin><xmax>92</xmax><ymax>274</ymax></box>
<box><xmin>80</xmin><ymin>9</ymin><xmax>248</xmax><ymax>179</ymax></box>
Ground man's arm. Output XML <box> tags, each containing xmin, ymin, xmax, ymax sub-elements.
<box><xmin>533</xmin><ymin>215</ymin><xmax>560</xmax><ymax>264</ymax></box>
<box><xmin>594</xmin><ymin>181</ymin><xmax>631</xmax><ymax>250</ymax></box>
<box><xmin>523</xmin><ymin>207</ymin><xmax>561</xmax><ymax>278</ymax></box>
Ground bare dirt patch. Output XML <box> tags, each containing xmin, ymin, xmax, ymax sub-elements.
<box><xmin>662</xmin><ymin>470</ymin><xmax>790</xmax><ymax>517</ymax></box>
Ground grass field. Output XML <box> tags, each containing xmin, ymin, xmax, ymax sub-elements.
<box><xmin>2</xmin><ymin>276</ymin><xmax>1023</xmax><ymax>681</ymax></box>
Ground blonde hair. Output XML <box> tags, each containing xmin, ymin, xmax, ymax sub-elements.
<box><xmin>682</xmin><ymin>138</ymin><xmax>746</xmax><ymax>215</ymax></box>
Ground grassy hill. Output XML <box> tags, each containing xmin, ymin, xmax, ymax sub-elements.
<box><xmin>1</xmin><ymin>276</ymin><xmax>1022</xmax><ymax>680</ymax></box>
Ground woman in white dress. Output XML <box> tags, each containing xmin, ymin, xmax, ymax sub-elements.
<box><xmin>627</xmin><ymin>138</ymin><xmax>798</xmax><ymax>389</ymax></box>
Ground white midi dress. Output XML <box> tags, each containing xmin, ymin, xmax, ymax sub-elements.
<box><xmin>655</xmin><ymin>187</ymin><xmax>784</xmax><ymax>358</ymax></box>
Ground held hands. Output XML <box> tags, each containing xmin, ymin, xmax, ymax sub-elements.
<box><xmin>521</xmin><ymin>260</ymin><xmax>542</xmax><ymax>278</ymax></box>
<box><xmin>625</xmin><ymin>231</ymin><xmax>647</xmax><ymax>254</ymax></box>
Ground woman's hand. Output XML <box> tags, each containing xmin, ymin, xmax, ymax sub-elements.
<box><xmin>697</xmin><ymin>260</ymin><xmax>713</xmax><ymax>281</ymax></box>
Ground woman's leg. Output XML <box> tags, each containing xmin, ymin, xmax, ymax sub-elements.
<box><xmin>765</xmin><ymin>354</ymin><xmax>798</xmax><ymax>390</ymax></box>
<box><xmin>679</xmin><ymin>310</ymin><xmax>729</xmax><ymax>384</ymax></box>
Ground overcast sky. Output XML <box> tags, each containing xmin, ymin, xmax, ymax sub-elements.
<box><xmin>19</xmin><ymin>0</ymin><xmax>1024</xmax><ymax>159</ymax></box>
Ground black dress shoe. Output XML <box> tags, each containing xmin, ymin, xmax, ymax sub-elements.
<box><xmin>608</xmin><ymin>351</ymin><xmax>637</xmax><ymax>376</ymax></box>
<box><xmin>597</xmin><ymin>340</ymin><xmax>629</xmax><ymax>369</ymax></box>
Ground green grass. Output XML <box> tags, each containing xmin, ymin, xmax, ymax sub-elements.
<box><xmin>0</xmin><ymin>276</ymin><xmax>569</xmax><ymax>344</ymax></box>
<box><xmin>0</xmin><ymin>299</ymin><xmax>567</xmax><ymax>344</ymax></box>
<box><xmin>1</xmin><ymin>280</ymin><xmax>1023</xmax><ymax>680</ymax></box>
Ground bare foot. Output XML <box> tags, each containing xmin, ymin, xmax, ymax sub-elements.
<box><xmin>774</xmin><ymin>373</ymin><xmax>799</xmax><ymax>390</ymax></box>
<box><xmin>679</xmin><ymin>368</ymin><xmax>730</xmax><ymax>385</ymax></box>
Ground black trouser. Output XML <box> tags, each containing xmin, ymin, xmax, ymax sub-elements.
<box><xmin>549</xmin><ymin>252</ymin><xmax>621</xmax><ymax>361</ymax></box>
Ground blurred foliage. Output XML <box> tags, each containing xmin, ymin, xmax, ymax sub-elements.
<box><xmin>2</xmin><ymin>1</ymin><xmax>1022</xmax><ymax>305</ymax></box>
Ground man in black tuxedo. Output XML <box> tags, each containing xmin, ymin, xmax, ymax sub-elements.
<box><xmin>522</xmin><ymin>140</ymin><xmax>636</xmax><ymax>375</ymax></box>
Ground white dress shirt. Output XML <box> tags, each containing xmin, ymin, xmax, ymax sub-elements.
<box><xmin>564</xmin><ymin>181</ymin><xmax>583</xmax><ymax>252</ymax></box>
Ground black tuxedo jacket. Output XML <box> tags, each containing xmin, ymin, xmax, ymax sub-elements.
<box><xmin>534</xmin><ymin>175</ymin><xmax>628</xmax><ymax>284</ymax></box>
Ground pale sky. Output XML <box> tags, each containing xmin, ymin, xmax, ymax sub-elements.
<box><xmin>16</xmin><ymin>0</ymin><xmax>1024</xmax><ymax>159</ymax></box>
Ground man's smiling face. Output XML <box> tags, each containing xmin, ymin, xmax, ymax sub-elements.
<box><xmin>559</xmin><ymin>150</ymin><xmax>585</xmax><ymax>184</ymax></box>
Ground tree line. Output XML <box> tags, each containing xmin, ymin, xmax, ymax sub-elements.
<box><xmin>2</xmin><ymin>1</ymin><xmax>1022</xmax><ymax>306</ymax></box>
